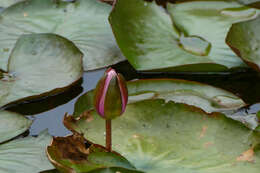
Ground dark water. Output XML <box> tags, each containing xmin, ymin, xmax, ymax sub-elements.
<box><xmin>6</xmin><ymin>61</ymin><xmax>260</xmax><ymax>136</ymax></box>
<box><xmin>7</xmin><ymin>68</ymin><xmax>106</xmax><ymax>136</ymax></box>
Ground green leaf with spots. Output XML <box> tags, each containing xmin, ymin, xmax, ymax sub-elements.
<box><xmin>226</xmin><ymin>16</ymin><xmax>260</xmax><ymax>71</ymax></box>
<box><xmin>66</xmin><ymin>99</ymin><xmax>260</xmax><ymax>173</ymax></box>
<box><xmin>0</xmin><ymin>0</ymin><xmax>124</xmax><ymax>71</ymax></box>
<box><xmin>0</xmin><ymin>110</ymin><xmax>32</xmax><ymax>143</ymax></box>
<box><xmin>0</xmin><ymin>33</ymin><xmax>83</xmax><ymax>108</ymax></box>
<box><xmin>74</xmin><ymin>79</ymin><xmax>245</xmax><ymax>116</ymax></box>
<box><xmin>0</xmin><ymin>131</ymin><xmax>54</xmax><ymax>173</ymax></box>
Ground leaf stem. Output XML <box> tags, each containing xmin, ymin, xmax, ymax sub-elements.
<box><xmin>106</xmin><ymin>119</ymin><xmax>112</xmax><ymax>152</ymax></box>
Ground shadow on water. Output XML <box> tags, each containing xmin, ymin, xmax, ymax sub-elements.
<box><xmin>6</xmin><ymin>61</ymin><xmax>260</xmax><ymax>136</ymax></box>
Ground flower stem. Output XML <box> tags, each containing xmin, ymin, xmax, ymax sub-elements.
<box><xmin>106</xmin><ymin>119</ymin><xmax>112</xmax><ymax>152</ymax></box>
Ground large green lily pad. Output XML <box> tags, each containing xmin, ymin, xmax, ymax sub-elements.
<box><xmin>167</xmin><ymin>1</ymin><xmax>259</xmax><ymax>69</ymax></box>
<box><xmin>0</xmin><ymin>0</ymin><xmax>124</xmax><ymax>71</ymax></box>
<box><xmin>0</xmin><ymin>131</ymin><xmax>54</xmax><ymax>173</ymax></box>
<box><xmin>66</xmin><ymin>99</ymin><xmax>260</xmax><ymax>173</ymax></box>
<box><xmin>109</xmin><ymin>0</ymin><xmax>258</xmax><ymax>72</ymax></box>
<box><xmin>0</xmin><ymin>33</ymin><xmax>83</xmax><ymax>108</ymax></box>
<box><xmin>226</xmin><ymin>16</ymin><xmax>260</xmax><ymax>71</ymax></box>
<box><xmin>0</xmin><ymin>110</ymin><xmax>32</xmax><ymax>143</ymax></box>
<box><xmin>74</xmin><ymin>79</ymin><xmax>245</xmax><ymax>116</ymax></box>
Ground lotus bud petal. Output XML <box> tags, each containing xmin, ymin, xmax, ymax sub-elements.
<box><xmin>94</xmin><ymin>68</ymin><xmax>128</xmax><ymax>120</ymax></box>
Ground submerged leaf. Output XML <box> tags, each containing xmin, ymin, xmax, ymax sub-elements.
<box><xmin>0</xmin><ymin>33</ymin><xmax>83</xmax><ymax>108</ymax></box>
<box><xmin>47</xmin><ymin>133</ymin><xmax>138</xmax><ymax>173</ymax></box>
<box><xmin>67</xmin><ymin>100</ymin><xmax>260</xmax><ymax>173</ymax></box>
<box><xmin>0</xmin><ymin>0</ymin><xmax>124</xmax><ymax>71</ymax></box>
<box><xmin>0</xmin><ymin>110</ymin><xmax>32</xmax><ymax>143</ymax></box>
<box><xmin>0</xmin><ymin>131</ymin><xmax>54</xmax><ymax>173</ymax></box>
<box><xmin>226</xmin><ymin>16</ymin><xmax>260</xmax><ymax>71</ymax></box>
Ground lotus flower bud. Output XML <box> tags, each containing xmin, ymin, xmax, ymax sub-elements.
<box><xmin>94</xmin><ymin>68</ymin><xmax>128</xmax><ymax>120</ymax></box>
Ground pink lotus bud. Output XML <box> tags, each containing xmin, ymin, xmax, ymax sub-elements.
<box><xmin>94</xmin><ymin>68</ymin><xmax>128</xmax><ymax>120</ymax></box>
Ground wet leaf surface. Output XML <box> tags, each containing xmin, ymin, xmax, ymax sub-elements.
<box><xmin>0</xmin><ymin>0</ymin><xmax>124</xmax><ymax>71</ymax></box>
<box><xmin>0</xmin><ymin>0</ymin><xmax>22</xmax><ymax>8</ymax></box>
<box><xmin>0</xmin><ymin>131</ymin><xmax>54</xmax><ymax>173</ymax></box>
<box><xmin>47</xmin><ymin>133</ymin><xmax>139</xmax><ymax>173</ymax></box>
<box><xmin>109</xmin><ymin>0</ymin><xmax>258</xmax><ymax>72</ymax></box>
<box><xmin>167</xmin><ymin>1</ymin><xmax>259</xmax><ymax>69</ymax></box>
<box><xmin>0</xmin><ymin>33</ymin><xmax>83</xmax><ymax>108</ymax></box>
<box><xmin>66</xmin><ymin>99</ymin><xmax>260</xmax><ymax>173</ymax></box>
<box><xmin>226</xmin><ymin>16</ymin><xmax>260</xmax><ymax>71</ymax></box>
<box><xmin>0</xmin><ymin>110</ymin><xmax>32</xmax><ymax>143</ymax></box>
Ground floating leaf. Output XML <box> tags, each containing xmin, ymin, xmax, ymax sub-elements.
<box><xmin>237</xmin><ymin>0</ymin><xmax>260</xmax><ymax>5</ymax></box>
<box><xmin>110</xmin><ymin>0</ymin><xmax>220</xmax><ymax>72</ymax></box>
<box><xmin>0</xmin><ymin>0</ymin><xmax>23</xmax><ymax>8</ymax></box>
<box><xmin>109</xmin><ymin>0</ymin><xmax>258</xmax><ymax>72</ymax></box>
<box><xmin>47</xmin><ymin>134</ymin><xmax>139</xmax><ymax>173</ymax></box>
<box><xmin>167</xmin><ymin>1</ymin><xmax>259</xmax><ymax>69</ymax></box>
<box><xmin>0</xmin><ymin>110</ymin><xmax>32</xmax><ymax>143</ymax></box>
<box><xmin>226</xmin><ymin>16</ymin><xmax>260</xmax><ymax>71</ymax></box>
<box><xmin>74</xmin><ymin>79</ymin><xmax>245</xmax><ymax>116</ymax></box>
<box><xmin>74</xmin><ymin>91</ymin><xmax>95</xmax><ymax>117</ymax></box>
<box><xmin>0</xmin><ymin>131</ymin><xmax>54</xmax><ymax>173</ymax></box>
<box><xmin>66</xmin><ymin>99</ymin><xmax>260</xmax><ymax>173</ymax></box>
<box><xmin>0</xmin><ymin>0</ymin><xmax>124</xmax><ymax>71</ymax></box>
<box><xmin>0</xmin><ymin>33</ymin><xmax>83</xmax><ymax>108</ymax></box>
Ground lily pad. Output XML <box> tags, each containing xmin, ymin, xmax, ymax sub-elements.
<box><xmin>74</xmin><ymin>79</ymin><xmax>245</xmax><ymax>116</ymax></box>
<box><xmin>167</xmin><ymin>1</ymin><xmax>259</xmax><ymax>69</ymax></box>
<box><xmin>0</xmin><ymin>110</ymin><xmax>32</xmax><ymax>143</ymax></box>
<box><xmin>226</xmin><ymin>16</ymin><xmax>260</xmax><ymax>71</ymax></box>
<box><xmin>109</xmin><ymin>0</ymin><xmax>218</xmax><ymax>72</ymax></box>
<box><xmin>237</xmin><ymin>0</ymin><xmax>260</xmax><ymax>5</ymax></box>
<box><xmin>47</xmin><ymin>134</ymin><xmax>142</xmax><ymax>173</ymax></box>
<box><xmin>0</xmin><ymin>131</ymin><xmax>54</xmax><ymax>173</ymax></box>
<box><xmin>0</xmin><ymin>33</ymin><xmax>83</xmax><ymax>108</ymax></box>
<box><xmin>109</xmin><ymin>0</ymin><xmax>258</xmax><ymax>72</ymax></box>
<box><xmin>0</xmin><ymin>0</ymin><xmax>124</xmax><ymax>71</ymax></box>
<box><xmin>66</xmin><ymin>99</ymin><xmax>260</xmax><ymax>173</ymax></box>
<box><xmin>0</xmin><ymin>0</ymin><xmax>23</xmax><ymax>8</ymax></box>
